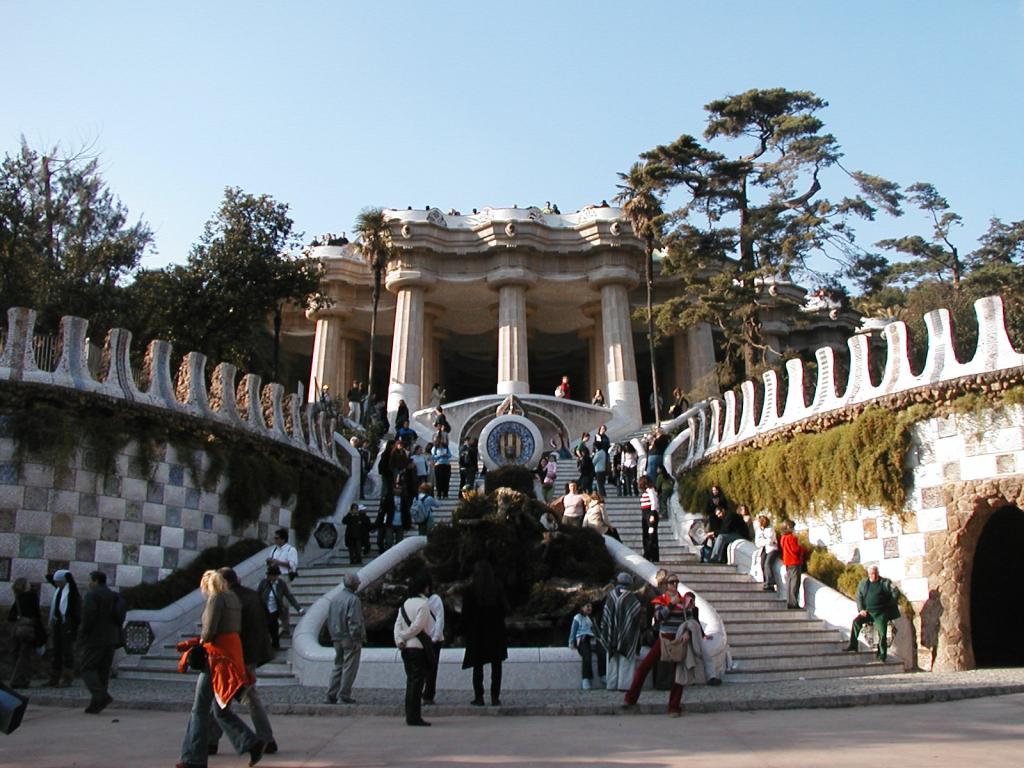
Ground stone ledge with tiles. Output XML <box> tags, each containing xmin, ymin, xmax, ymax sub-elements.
<box><xmin>0</xmin><ymin>305</ymin><xmax>347</xmax><ymax>602</ymax></box>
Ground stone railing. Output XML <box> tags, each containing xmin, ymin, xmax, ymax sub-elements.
<box><xmin>0</xmin><ymin>307</ymin><xmax>341</xmax><ymax>467</ymax></box>
<box><xmin>667</xmin><ymin>295</ymin><xmax>1024</xmax><ymax>474</ymax></box>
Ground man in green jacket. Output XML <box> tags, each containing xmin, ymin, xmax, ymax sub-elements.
<box><xmin>845</xmin><ymin>565</ymin><xmax>900</xmax><ymax>661</ymax></box>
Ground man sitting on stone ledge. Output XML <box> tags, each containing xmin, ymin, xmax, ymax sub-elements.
<box><xmin>845</xmin><ymin>565</ymin><xmax>900</xmax><ymax>661</ymax></box>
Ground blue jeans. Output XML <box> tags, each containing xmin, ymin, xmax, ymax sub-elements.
<box><xmin>646</xmin><ymin>453</ymin><xmax>663</xmax><ymax>483</ymax></box>
<box><xmin>710</xmin><ymin>533</ymin><xmax>741</xmax><ymax>563</ymax></box>
<box><xmin>181</xmin><ymin>669</ymin><xmax>258</xmax><ymax>765</ymax></box>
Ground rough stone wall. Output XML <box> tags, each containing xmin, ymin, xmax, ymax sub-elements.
<box><xmin>0</xmin><ymin>434</ymin><xmax>292</xmax><ymax>600</ymax></box>
<box><xmin>796</xmin><ymin>405</ymin><xmax>1024</xmax><ymax>671</ymax></box>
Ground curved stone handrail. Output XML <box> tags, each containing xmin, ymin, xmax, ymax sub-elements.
<box><xmin>291</xmin><ymin>532</ymin><xmax>731</xmax><ymax>686</ymax></box>
<box><xmin>604</xmin><ymin>536</ymin><xmax>729</xmax><ymax>678</ymax></box>
<box><xmin>291</xmin><ymin>536</ymin><xmax>427</xmax><ymax>683</ymax></box>
<box><xmin>0</xmin><ymin>306</ymin><xmax>341</xmax><ymax>468</ymax></box>
<box><xmin>666</xmin><ymin>295</ymin><xmax>1024</xmax><ymax>475</ymax></box>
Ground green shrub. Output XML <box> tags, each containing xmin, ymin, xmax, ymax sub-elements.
<box><xmin>836</xmin><ymin>564</ymin><xmax>868</xmax><ymax>599</ymax></box>
<box><xmin>485</xmin><ymin>465</ymin><xmax>537</xmax><ymax>497</ymax></box>
<box><xmin>121</xmin><ymin>538</ymin><xmax>266</xmax><ymax>610</ymax></box>
<box><xmin>806</xmin><ymin>545</ymin><xmax>847</xmax><ymax>591</ymax></box>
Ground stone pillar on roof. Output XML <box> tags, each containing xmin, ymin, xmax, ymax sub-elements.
<box><xmin>385</xmin><ymin>269</ymin><xmax>434</xmax><ymax>422</ymax></box>
<box><xmin>307</xmin><ymin>307</ymin><xmax>357</xmax><ymax>403</ymax></box>
<box><xmin>488</xmin><ymin>268</ymin><xmax>536</xmax><ymax>395</ymax></box>
<box><xmin>590</xmin><ymin>266</ymin><xmax>642</xmax><ymax>434</ymax></box>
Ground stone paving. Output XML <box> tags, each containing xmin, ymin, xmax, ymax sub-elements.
<box><xmin>5</xmin><ymin>693</ymin><xmax>1024</xmax><ymax>768</ymax></box>
<box><xmin>19</xmin><ymin>667</ymin><xmax>1024</xmax><ymax>718</ymax></box>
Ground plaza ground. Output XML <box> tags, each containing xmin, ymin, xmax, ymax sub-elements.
<box><xmin>3</xmin><ymin>680</ymin><xmax>1024</xmax><ymax>767</ymax></box>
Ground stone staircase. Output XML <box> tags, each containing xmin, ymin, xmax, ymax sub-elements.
<box><xmin>591</xmin><ymin>456</ymin><xmax>901</xmax><ymax>683</ymax></box>
<box><xmin>118</xmin><ymin>458</ymin><xmax>464</xmax><ymax>685</ymax></box>
<box><xmin>121</xmin><ymin>449</ymin><xmax>897</xmax><ymax>687</ymax></box>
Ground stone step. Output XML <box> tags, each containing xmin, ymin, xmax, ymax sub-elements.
<box><xmin>117</xmin><ymin>669</ymin><xmax>297</xmax><ymax>686</ymax></box>
<box><xmin>727</xmin><ymin>629</ymin><xmax>841</xmax><ymax>644</ymax></box>
<box><xmin>687</xmin><ymin>599</ymin><xmax>791</xmax><ymax>611</ymax></box>
<box><xmin>714</xmin><ymin>609</ymin><xmax>817</xmax><ymax>623</ymax></box>
<box><xmin>729</xmin><ymin>651</ymin><xmax>883</xmax><ymax>672</ymax></box>
<box><xmin>730</xmin><ymin>641</ymin><xmax>868</xmax><ymax>658</ymax></box>
<box><xmin>132</xmin><ymin>653</ymin><xmax>293</xmax><ymax>670</ymax></box>
<box><xmin>726</xmin><ymin>662</ymin><xmax>898</xmax><ymax>684</ymax></box>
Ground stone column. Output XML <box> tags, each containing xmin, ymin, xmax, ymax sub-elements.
<box><xmin>420</xmin><ymin>303</ymin><xmax>445</xmax><ymax>398</ymax></box>
<box><xmin>385</xmin><ymin>270</ymin><xmax>434</xmax><ymax>420</ymax></box>
<box><xmin>590</xmin><ymin>266</ymin><xmax>642</xmax><ymax>434</ymax></box>
<box><xmin>686</xmin><ymin>322</ymin><xmax>719</xmax><ymax>397</ymax></box>
<box><xmin>488</xmin><ymin>269</ymin><xmax>536</xmax><ymax>395</ymax></box>
<box><xmin>307</xmin><ymin>308</ymin><xmax>352</xmax><ymax>402</ymax></box>
<box><xmin>582</xmin><ymin>303</ymin><xmax>606</xmax><ymax>399</ymax></box>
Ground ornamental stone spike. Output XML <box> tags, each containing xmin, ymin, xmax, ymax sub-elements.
<box><xmin>760</xmin><ymin>369</ymin><xmax>780</xmax><ymax>429</ymax></box>
<box><xmin>670</xmin><ymin>294</ymin><xmax>1023</xmax><ymax>475</ymax></box>
<box><xmin>0</xmin><ymin>306</ymin><xmax>342</xmax><ymax>471</ymax></box>
<box><xmin>0</xmin><ymin>307</ymin><xmax>40</xmax><ymax>382</ymax></box>
<box><xmin>721</xmin><ymin>389</ymin><xmax>738</xmax><ymax>443</ymax></box>
<box><xmin>921</xmin><ymin>307</ymin><xmax>954</xmax><ymax>384</ymax></box>
<box><xmin>141</xmin><ymin>340</ymin><xmax>180</xmax><ymax>410</ymax></box>
<box><xmin>783</xmin><ymin>357</ymin><xmax>807</xmax><ymax>421</ymax></box>
<box><xmin>52</xmin><ymin>315</ymin><xmax>98</xmax><ymax>393</ymax></box>
<box><xmin>736</xmin><ymin>380</ymin><xmax>757</xmax><ymax>440</ymax></box>
<box><xmin>100</xmin><ymin>328</ymin><xmax>142</xmax><ymax>402</ymax></box>
<box><xmin>237</xmin><ymin>374</ymin><xmax>267</xmax><ymax>433</ymax></box>
<box><xmin>209</xmin><ymin>363</ymin><xmax>243</xmax><ymax>426</ymax></box>
<box><xmin>176</xmin><ymin>352</ymin><xmax>213</xmax><ymax>418</ymax></box>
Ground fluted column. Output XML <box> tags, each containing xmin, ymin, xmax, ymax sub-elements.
<box><xmin>307</xmin><ymin>308</ymin><xmax>351</xmax><ymax>402</ymax></box>
<box><xmin>590</xmin><ymin>265</ymin><xmax>642</xmax><ymax>434</ymax></box>
<box><xmin>582</xmin><ymin>303</ymin><xmax>606</xmax><ymax>399</ymax></box>
<box><xmin>421</xmin><ymin>303</ymin><xmax>444</xmax><ymax>397</ymax></box>
<box><xmin>385</xmin><ymin>270</ymin><xmax>434</xmax><ymax>421</ymax></box>
<box><xmin>488</xmin><ymin>269</ymin><xmax>536</xmax><ymax>395</ymax></box>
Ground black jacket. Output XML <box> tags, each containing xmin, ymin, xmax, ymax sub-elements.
<box><xmin>719</xmin><ymin>511</ymin><xmax>751</xmax><ymax>540</ymax></box>
<box><xmin>232</xmin><ymin>584</ymin><xmax>273</xmax><ymax>667</ymax></box>
<box><xmin>79</xmin><ymin>584</ymin><xmax>125</xmax><ymax>648</ymax></box>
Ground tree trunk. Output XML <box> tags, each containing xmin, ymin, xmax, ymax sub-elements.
<box><xmin>645</xmin><ymin>241</ymin><xmax>661</xmax><ymax>425</ymax></box>
<box><xmin>272</xmin><ymin>305</ymin><xmax>282</xmax><ymax>382</ymax></box>
<box><xmin>366</xmin><ymin>269</ymin><xmax>381</xmax><ymax>421</ymax></box>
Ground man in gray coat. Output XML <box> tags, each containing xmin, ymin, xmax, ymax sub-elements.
<box><xmin>325</xmin><ymin>573</ymin><xmax>365</xmax><ymax>704</ymax></box>
<box><xmin>79</xmin><ymin>570</ymin><xmax>125</xmax><ymax>714</ymax></box>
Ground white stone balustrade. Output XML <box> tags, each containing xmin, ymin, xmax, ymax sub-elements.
<box><xmin>0</xmin><ymin>306</ymin><xmax>342</xmax><ymax>470</ymax></box>
<box><xmin>666</xmin><ymin>296</ymin><xmax>1024</xmax><ymax>475</ymax></box>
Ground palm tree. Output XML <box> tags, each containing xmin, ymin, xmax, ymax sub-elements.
<box><xmin>353</xmin><ymin>207</ymin><xmax>394</xmax><ymax>418</ymax></box>
<box><xmin>615</xmin><ymin>162</ymin><xmax>665</xmax><ymax>425</ymax></box>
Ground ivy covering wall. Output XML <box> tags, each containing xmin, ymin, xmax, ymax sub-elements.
<box><xmin>0</xmin><ymin>383</ymin><xmax>345</xmax><ymax>545</ymax></box>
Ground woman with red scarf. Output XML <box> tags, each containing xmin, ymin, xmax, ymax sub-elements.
<box><xmin>176</xmin><ymin>570</ymin><xmax>264</xmax><ymax>768</ymax></box>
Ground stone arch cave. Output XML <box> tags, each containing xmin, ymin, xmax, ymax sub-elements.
<box><xmin>970</xmin><ymin>504</ymin><xmax>1024</xmax><ymax>667</ymax></box>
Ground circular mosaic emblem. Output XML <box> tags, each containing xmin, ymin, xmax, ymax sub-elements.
<box><xmin>479</xmin><ymin>415</ymin><xmax>543</xmax><ymax>470</ymax></box>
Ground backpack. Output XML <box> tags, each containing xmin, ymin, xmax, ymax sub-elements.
<box><xmin>410</xmin><ymin>496</ymin><xmax>429</xmax><ymax>525</ymax></box>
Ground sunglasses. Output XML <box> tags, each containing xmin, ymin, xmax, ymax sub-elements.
<box><xmin>666</xmin><ymin>579</ymin><xmax>679</xmax><ymax>585</ymax></box>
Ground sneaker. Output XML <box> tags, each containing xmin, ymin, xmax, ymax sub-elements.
<box><xmin>248</xmin><ymin>740</ymin><xmax>265</xmax><ymax>766</ymax></box>
<box><xmin>264</xmin><ymin>741</ymin><xmax>278</xmax><ymax>755</ymax></box>
<box><xmin>470</xmin><ymin>698</ymin><xmax>485</xmax><ymax>706</ymax></box>
<box><xmin>324</xmin><ymin>695</ymin><xmax>338</xmax><ymax>704</ymax></box>
<box><xmin>581</xmin><ymin>678</ymin><xmax>591</xmax><ymax>690</ymax></box>
<box><xmin>707</xmin><ymin>677</ymin><xmax>721</xmax><ymax>687</ymax></box>
<box><xmin>340</xmin><ymin>696</ymin><xmax>356</xmax><ymax>704</ymax></box>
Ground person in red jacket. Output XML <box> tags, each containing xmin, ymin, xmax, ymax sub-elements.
<box><xmin>779</xmin><ymin>520</ymin><xmax>807</xmax><ymax>610</ymax></box>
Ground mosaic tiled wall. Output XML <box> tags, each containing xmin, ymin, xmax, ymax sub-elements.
<box><xmin>797</xmin><ymin>406</ymin><xmax>1024</xmax><ymax>604</ymax></box>
<box><xmin>0</xmin><ymin>436</ymin><xmax>291</xmax><ymax>593</ymax></box>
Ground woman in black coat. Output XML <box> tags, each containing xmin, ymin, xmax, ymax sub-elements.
<box><xmin>461</xmin><ymin>560</ymin><xmax>508</xmax><ymax>706</ymax></box>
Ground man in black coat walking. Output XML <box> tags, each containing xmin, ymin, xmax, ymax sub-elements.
<box><xmin>79</xmin><ymin>570</ymin><xmax>125</xmax><ymax>714</ymax></box>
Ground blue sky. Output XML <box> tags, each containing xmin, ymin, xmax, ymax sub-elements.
<box><xmin>4</xmin><ymin>1</ymin><xmax>1023</xmax><ymax>275</ymax></box>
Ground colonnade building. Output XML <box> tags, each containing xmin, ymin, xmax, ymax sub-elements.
<box><xmin>283</xmin><ymin>205</ymin><xmax>858</xmax><ymax>443</ymax></box>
